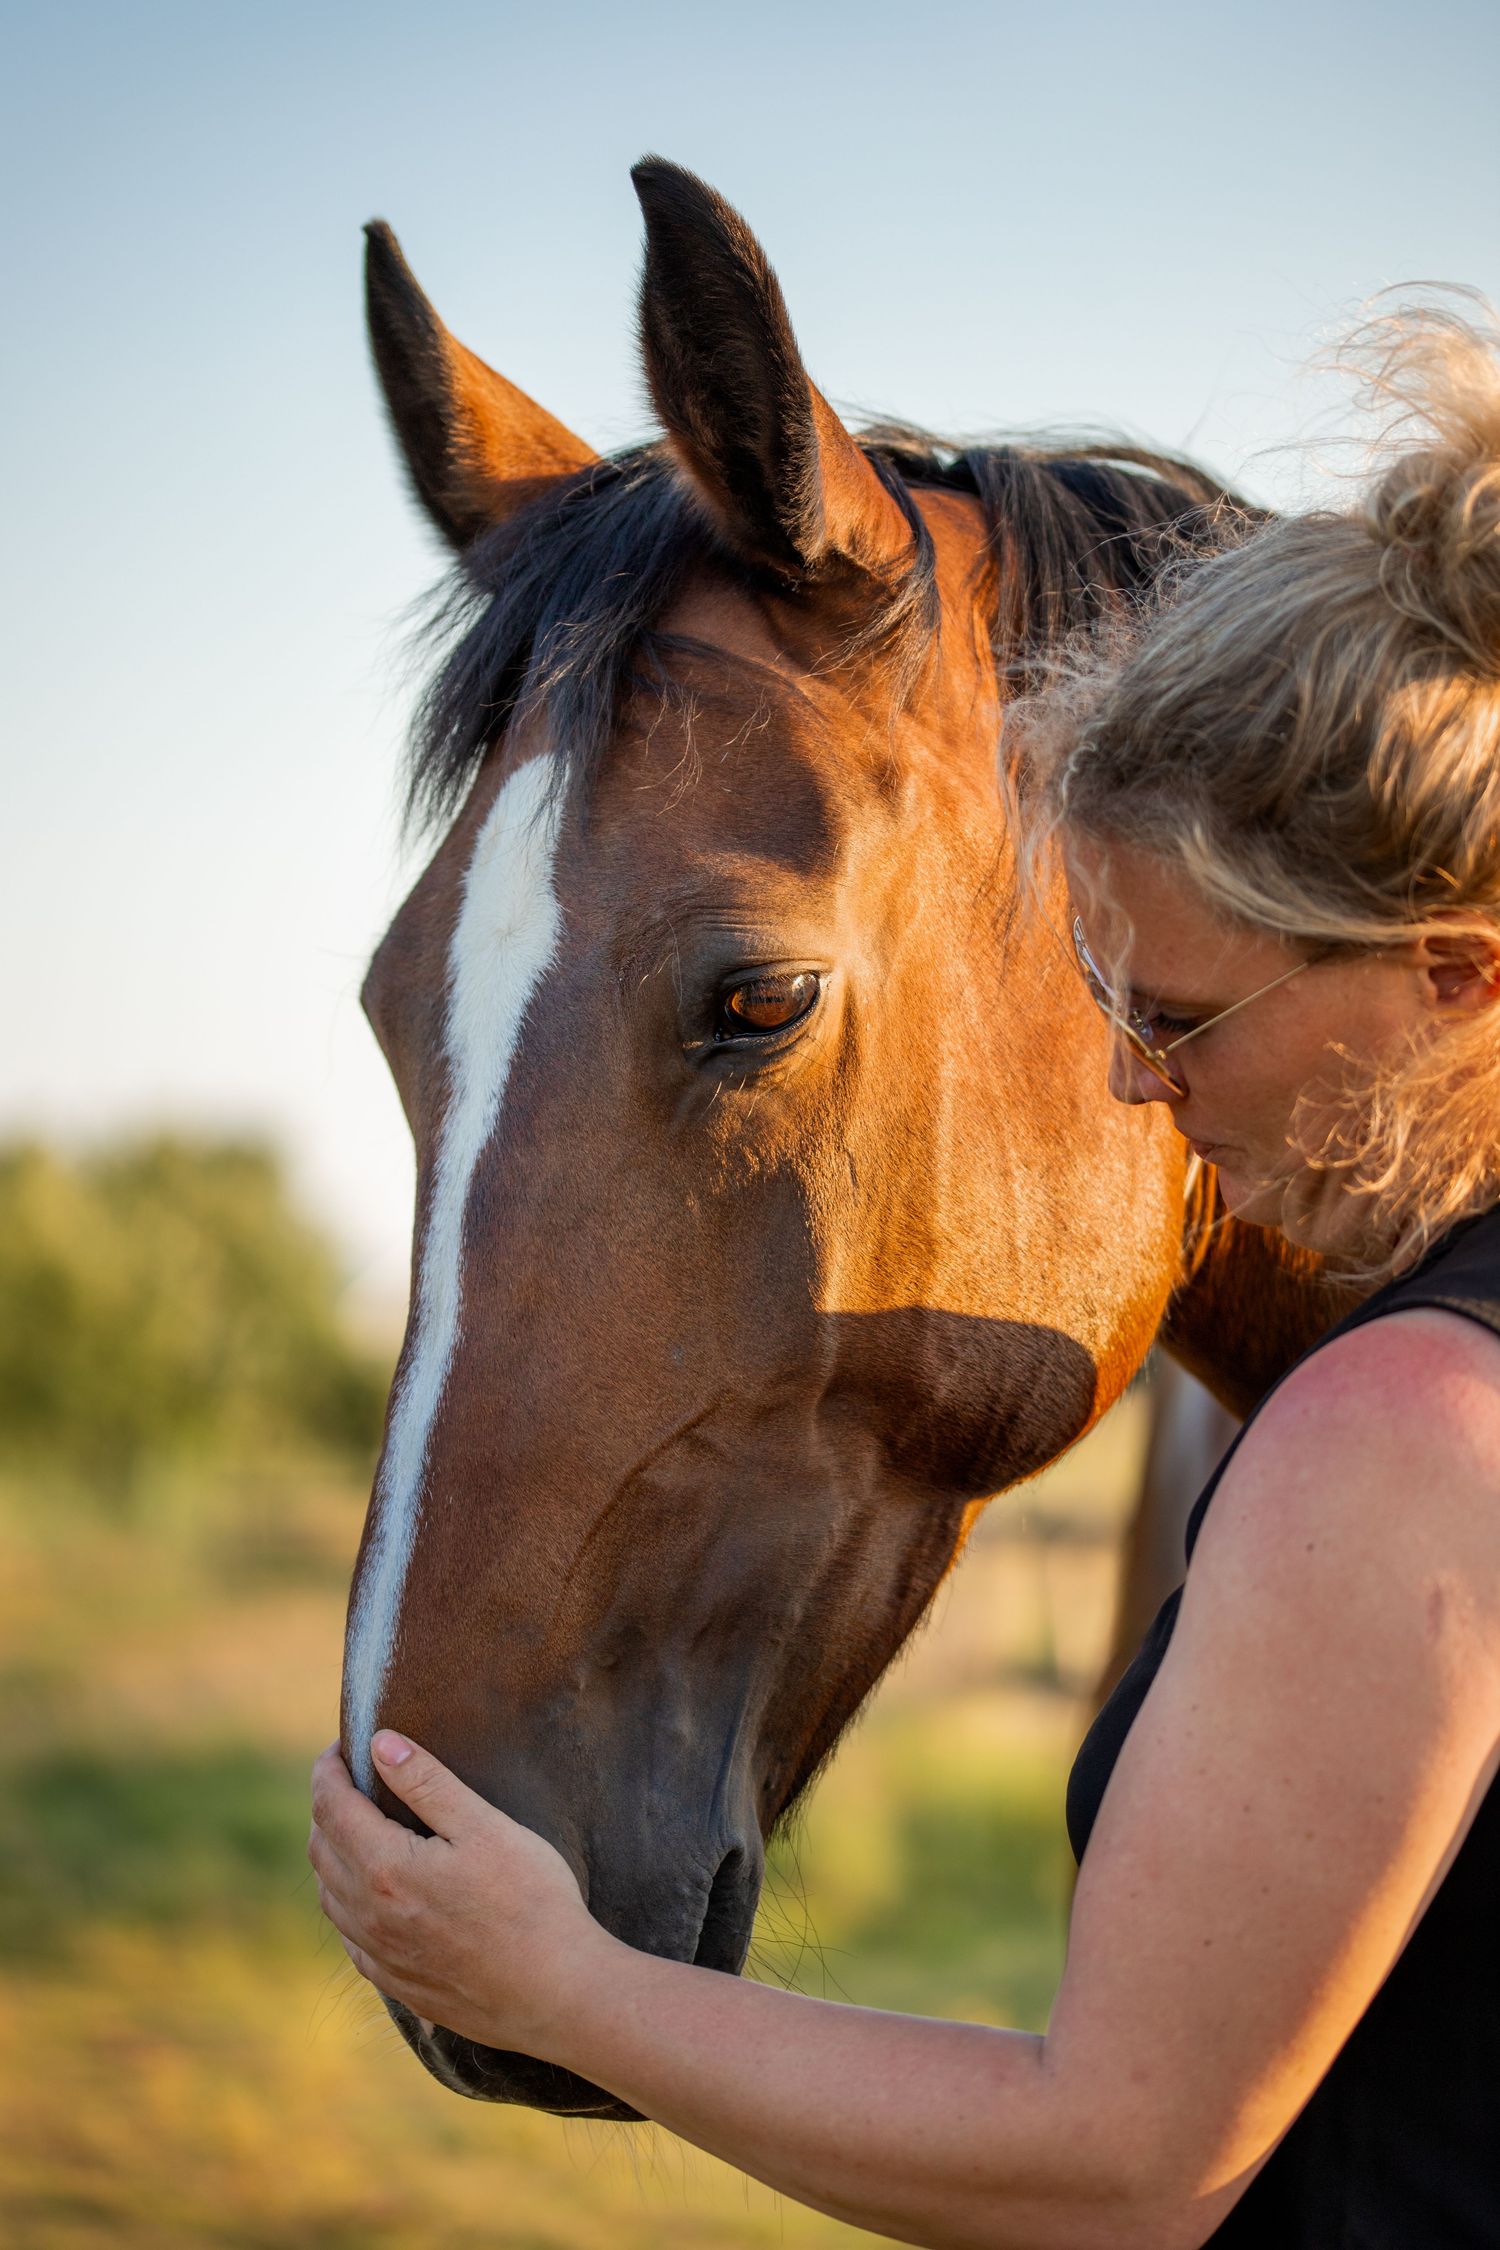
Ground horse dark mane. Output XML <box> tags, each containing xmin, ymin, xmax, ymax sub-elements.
<box><xmin>408</xmin><ymin>431</ymin><xmax>1252</xmax><ymax>827</ymax></box>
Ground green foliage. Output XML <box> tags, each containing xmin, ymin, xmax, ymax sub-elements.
<box><xmin>0</xmin><ymin>1744</ymin><xmax>312</xmax><ymax>1962</ymax></box>
<box><xmin>0</xmin><ymin>1135</ymin><xmax>387</xmax><ymax>1495</ymax></box>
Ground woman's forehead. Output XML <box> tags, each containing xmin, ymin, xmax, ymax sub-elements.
<box><xmin>1063</xmin><ymin>836</ymin><xmax>1277</xmax><ymax>990</ymax></box>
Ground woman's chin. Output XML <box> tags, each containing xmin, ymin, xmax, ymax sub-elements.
<box><xmin>1214</xmin><ymin>1165</ymin><xmax>1279</xmax><ymax>1226</ymax></box>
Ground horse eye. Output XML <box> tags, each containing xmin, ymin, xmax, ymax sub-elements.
<box><xmin>716</xmin><ymin>972</ymin><xmax>820</xmax><ymax>1040</ymax></box>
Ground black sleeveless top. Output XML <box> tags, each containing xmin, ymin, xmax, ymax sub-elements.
<box><xmin>1067</xmin><ymin>1204</ymin><xmax>1500</xmax><ymax>2247</ymax></box>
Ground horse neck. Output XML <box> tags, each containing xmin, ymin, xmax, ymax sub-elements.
<box><xmin>1158</xmin><ymin>1168</ymin><xmax>1365</xmax><ymax>1418</ymax></box>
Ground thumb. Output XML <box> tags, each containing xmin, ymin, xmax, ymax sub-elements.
<box><xmin>371</xmin><ymin>1731</ymin><xmax>491</xmax><ymax>1843</ymax></box>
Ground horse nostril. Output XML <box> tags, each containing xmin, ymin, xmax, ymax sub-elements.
<box><xmin>693</xmin><ymin>1845</ymin><xmax>753</xmax><ymax>1973</ymax></box>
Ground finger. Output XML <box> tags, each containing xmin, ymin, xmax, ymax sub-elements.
<box><xmin>328</xmin><ymin>1910</ymin><xmax>435</xmax><ymax>2019</ymax></box>
<box><xmin>337</xmin><ymin>1933</ymin><xmax>440</xmax><ymax>2027</ymax></box>
<box><xmin>314</xmin><ymin>1866</ymin><xmax>420</xmax><ymax>1998</ymax></box>
<box><xmin>315</xmin><ymin>1872</ymin><xmax>380</xmax><ymax>1959</ymax></box>
<box><xmin>337</xmin><ymin>1930</ymin><xmax>385</xmax><ymax>1989</ymax></box>
<box><xmin>307</xmin><ymin>1803</ymin><xmax>371</xmax><ymax>1882</ymax></box>
<box><xmin>307</xmin><ymin>1823</ymin><xmax>364</xmax><ymax>1910</ymax></box>
<box><xmin>370</xmin><ymin>1732</ymin><xmax>494</xmax><ymax>1845</ymax></box>
<box><xmin>310</xmin><ymin>1743</ymin><xmax>399</xmax><ymax>1859</ymax></box>
<box><xmin>307</xmin><ymin>1817</ymin><xmax>346</xmax><ymax>1881</ymax></box>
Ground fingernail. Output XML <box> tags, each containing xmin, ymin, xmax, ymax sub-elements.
<box><xmin>373</xmin><ymin>1730</ymin><xmax>413</xmax><ymax>1767</ymax></box>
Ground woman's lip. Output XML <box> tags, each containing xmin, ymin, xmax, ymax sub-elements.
<box><xmin>1187</xmin><ymin>1138</ymin><xmax>1227</xmax><ymax>1162</ymax></box>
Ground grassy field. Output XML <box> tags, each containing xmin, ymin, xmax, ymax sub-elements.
<box><xmin>0</xmin><ymin>1401</ymin><xmax>1146</xmax><ymax>2249</ymax></box>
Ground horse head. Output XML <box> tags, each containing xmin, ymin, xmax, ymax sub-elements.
<box><xmin>342</xmin><ymin>160</ymin><xmax>1216</xmax><ymax>2112</ymax></box>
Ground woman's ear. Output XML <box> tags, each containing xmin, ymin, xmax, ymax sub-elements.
<box><xmin>1414</xmin><ymin>922</ymin><xmax>1500</xmax><ymax>1016</ymax></box>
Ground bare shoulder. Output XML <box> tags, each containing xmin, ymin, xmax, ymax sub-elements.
<box><xmin>1258</xmin><ymin>1303</ymin><xmax>1500</xmax><ymax>1471</ymax></box>
<box><xmin>1193</xmin><ymin>1304</ymin><xmax>1500</xmax><ymax>1637</ymax></box>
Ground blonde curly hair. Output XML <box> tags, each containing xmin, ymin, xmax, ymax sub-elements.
<box><xmin>1017</xmin><ymin>297</ymin><xmax>1500</xmax><ymax>1278</ymax></box>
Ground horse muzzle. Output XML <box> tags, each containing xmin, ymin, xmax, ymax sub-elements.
<box><xmin>382</xmin><ymin>1828</ymin><xmax>764</xmax><ymax>2113</ymax></box>
<box><xmin>394</xmin><ymin>2004</ymin><xmax>645</xmax><ymax>2117</ymax></box>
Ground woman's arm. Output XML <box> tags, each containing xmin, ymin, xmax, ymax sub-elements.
<box><xmin>311</xmin><ymin>1309</ymin><xmax>1500</xmax><ymax>2250</ymax></box>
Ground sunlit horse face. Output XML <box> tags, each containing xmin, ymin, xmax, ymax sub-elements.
<box><xmin>343</xmin><ymin>161</ymin><xmax>1199</xmax><ymax>2113</ymax></box>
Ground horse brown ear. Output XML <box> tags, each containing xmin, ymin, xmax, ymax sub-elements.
<box><xmin>364</xmin><ymin>220</ymin><xmax>596</xmax><ymax>549</ymax></box>
<box><xmin>630</xmin><ymin>159</ymin><xmax>914</xmax><ymax>582</ymax></box>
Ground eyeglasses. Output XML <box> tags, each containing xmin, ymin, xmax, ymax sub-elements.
<box><xmin>1072</xmin><ymin>915</ymin><xmax>1314</xmax><ymax>1096</ymax></box>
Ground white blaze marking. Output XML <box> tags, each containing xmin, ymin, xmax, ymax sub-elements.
<box><xmin>345</xmin><ymin>752</ymin><xmax>566</xmax><ymax>1790</ymax></box>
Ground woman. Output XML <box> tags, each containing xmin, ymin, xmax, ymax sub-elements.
<box><xmin>309</xmin><ymin>306</ymin><xmax>1500</xmax><ymax>2248</ymax></box>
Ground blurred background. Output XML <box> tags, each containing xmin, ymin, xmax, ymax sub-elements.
<box><xmin>2</xmin><ymin>2</ymin><xmax>1494</xmax><ymax>2243</ymax></box>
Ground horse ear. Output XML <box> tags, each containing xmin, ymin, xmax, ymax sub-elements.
<box><xmin>364</xmin><ymin>221</ymin><xmax>596</xmax><ymax>550</ymax></box>
<box><xmin>630</xmin><ymin>159</ymin><xmax>913</xmax><ymax>582</ymax></box>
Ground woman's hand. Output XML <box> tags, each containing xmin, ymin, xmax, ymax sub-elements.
<box><xmin>308</xmin><ymin>1732</ymin><xmax>610</xmax><ymax>2057</ymax></box>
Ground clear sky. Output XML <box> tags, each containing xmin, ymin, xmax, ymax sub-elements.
<box><xmin>4</xmin><ymin>0</ymin><xmax>1497</xmax><ymax>1322</ymax></box>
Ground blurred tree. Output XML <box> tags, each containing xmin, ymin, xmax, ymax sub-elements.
<box><xmin>0</xmin><ymin>1136</ymin><xmax>387</xmax><ymax>1496</ymax></box>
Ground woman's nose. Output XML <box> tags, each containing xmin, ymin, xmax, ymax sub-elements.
<box><xmin>1108</xmin><ymin>1038</ymin><xmax>1178</xmax><ymax>1108</ymax></box>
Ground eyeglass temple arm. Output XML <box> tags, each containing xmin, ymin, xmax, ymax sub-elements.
<box><xmin>1163</xmin><ymin>955</ymin><xmax>1313</xmax><ymax>1054</ymax></box>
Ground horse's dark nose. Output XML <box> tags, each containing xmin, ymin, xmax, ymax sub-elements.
<box><xmin>692</xmin><ymin>1839</ymin><xmax>760</xmax><ymax>1972</ymax></box>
